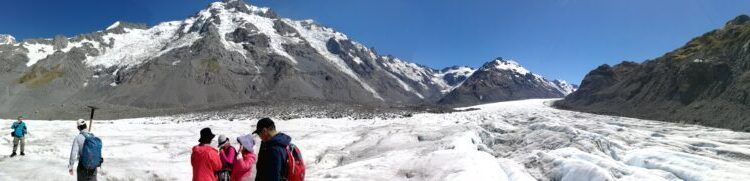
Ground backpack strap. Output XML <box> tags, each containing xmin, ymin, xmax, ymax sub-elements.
<box><xmin>286</xmin><ymin>145</ymin><xmax>293</xmax><ymax>176</ymax></box>
<box><xmin>81</xmin><ymin>132</ymin><xmax>93</xmax><ymax>139</ymax></box>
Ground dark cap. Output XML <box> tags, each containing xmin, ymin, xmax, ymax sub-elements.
<box><xmin>252</xmin><ymin>118</ymin><xmax>275</xmax><ymax>134</ymax></box>
<box><xmin>198</xmin><ymin>127</ymin><xmax>216</xmax><ymax>144</ymax></box>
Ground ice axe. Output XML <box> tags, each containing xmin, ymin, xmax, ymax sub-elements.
<box><xmin>87</xmin><ymin>106</ymin><xmax>98</xmax><ymax>132</ymax></box>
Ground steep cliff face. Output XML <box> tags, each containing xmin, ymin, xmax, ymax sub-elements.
<box><xmin>556</xmin><ymin>15</ymin><xmax>750</xmax><ymax>131</ymax></box>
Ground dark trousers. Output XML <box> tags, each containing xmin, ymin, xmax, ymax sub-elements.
<box><xmin>77</xmin><ymin>165</ymin><xmax>97</xmax><ymax>181</ymax></box>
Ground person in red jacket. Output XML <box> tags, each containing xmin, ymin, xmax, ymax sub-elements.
<box><xmin>231</xmin><ymin>134</ymin><xmax>258</xmax><ymax>181</ymax></box>
<box><xmin>191</xmin><ymin>128</ymin><xmax>222</xmax><ymax>181</ymax></box>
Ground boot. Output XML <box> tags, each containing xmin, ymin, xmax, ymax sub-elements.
<box><xmin>20</xmin><ymin>152</ymin><xmax>25</xmax><ymax>156</ymax></box>
<box><xmin>10</xmin><ymin>152</ymin><xmax>16</xmax><ymax>157</ymax></box>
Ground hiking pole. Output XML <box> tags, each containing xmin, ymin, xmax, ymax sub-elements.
<box><xmin>87</xmin><ymin>106</ymin><xmax>98</xmax><ymax>132</ymax></box>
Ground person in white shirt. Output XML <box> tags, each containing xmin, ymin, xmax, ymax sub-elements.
<box><xmin>69</xmin><ymin>119</ymin><xmax>97</xmax><ymax>181</ymax></box>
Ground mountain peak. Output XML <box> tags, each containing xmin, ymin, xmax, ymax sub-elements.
<box><xmin>726</xmin><ymin>14</ymin><xmax>750</xmax><ymax>26</ymax></box>
<box><xmin>104</xmin><ymin>21</ymin><xmax>148</xmax><ymax>34</ymax></box>
<box><xmin>481</xmin><ymin>58</ymin><xmax>530</xmax><ymax>75</ymax></box>
<box><xmin>206</xmin><ymin>0</ymin><xmax>275</xmax><ymax>18</ymax></box>
<box><xmin>222</xmin><ymin>0</ymin><xmax>249</xmax><ymax>9</ymax></box>
<box><xmin>106</xmin><ymin>21</ymin><xmax>121</xmax><ymax>30</ymax></box>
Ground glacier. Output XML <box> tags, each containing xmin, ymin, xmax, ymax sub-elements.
<box><xmin>1</xmin><ymin>99</ymin><xmax>748</xmax><ymax>180</ymax></box>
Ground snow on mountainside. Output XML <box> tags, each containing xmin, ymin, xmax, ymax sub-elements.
<box><xmin>88</xmin><ymin>21</ymin><xmax>202</xmax><ymax>68</ymax></box>
<box><xmin>2</xmin><ymin>99</ymin><xmax>748</xmax><ymax>180</ymax></box>
<box><xmin>550</xmin><ymin>80</ymin><xmax>577</xmax><ymax>95</ymax></box>
<box><xmin>0</xmin><ymin>34</ymin><xmax>15</xmax><ymax>45</ymax></box>
<box><xmin>0</xmin><ymin>0</ymin><xmax>575</xmax><ymax>119</ymax></box>
<box><xmin>1</xmin><ymin>0</ymin><xmax>564</xmax><ymax>96</ymax></box>
<box><xmin>435</xmin><ymin>66</ymin><xmax>476</xmax><ymax>92</ymax></box>
<box><xmin>485</xmin><ymin>58</ymin><xmax>531</xmax><ymax>75</ymax></box>
<box><xmin>11</xmin><ymin>20</ymin><xmax>198</xmax><ymax>68</ymax></box>
<box><xmin>3</xmin><ymin>0</ymin><xmax>431</xmax><ymax>98</ymax></box>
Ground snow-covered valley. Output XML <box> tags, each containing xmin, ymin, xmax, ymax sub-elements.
<box><xmin>1</xmin><ymin>99</ymin><xmax>749</xmax><ymax>181</ymax></box>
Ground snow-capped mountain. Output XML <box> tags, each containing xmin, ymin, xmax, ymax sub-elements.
<box><xmin>0</xmin><ymin>0</ymin><xmax>572</xmax><ymax>119</ymax></box>
<box><xmin>551</xmin><ymin>79</ymin><xmax>578</xmax><ymax>95</ymax></box>
<box><xmin>0</xmin><ymin>34</ymin><xmax>15</xmax><ymax>45</ymax></box>
<box><xmin>439</xmin><ymin>58</ymin><xmax>575</xmax><ymax>106</ymax></box>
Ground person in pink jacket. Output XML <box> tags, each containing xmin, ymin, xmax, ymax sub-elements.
<box><xmin>231</xmin><ymin>134</ymin><xmax>258</xmax><ymax>181</ymax></box>
<box><xmin>218</xmin><ymin>135</ymin><xmax>237</xmax><ymax>181</ymax></box>
<box><xmin>191</xmin><ymin>128</ymin><xmax>222</xmax><ymax>181</ymax></box>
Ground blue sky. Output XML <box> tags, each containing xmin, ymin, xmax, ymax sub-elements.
<box><xmin>2</xmin><ymin>0</ymin><xmax>749</xmax><ymax>84</ymax></box>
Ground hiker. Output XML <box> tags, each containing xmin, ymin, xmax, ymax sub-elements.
<box><xmin>231</xmin><ymin>134</ymin><xmax>257</xmax><ymax>181</ymax></box>
<box><xmin>253</xmin><ymin>118</ymin><xmax>292</xmax><ymax>181</ymax></box>
<box><xmin>69</xmin><ymin>119</ymin><xmax>103</xmax><ymax>181</ymax></box>
<box><xmin>217</xmin><ymin>135</ymin><xmax>236</xmax><ymax>181</ymax></box>
<box><xmin>191</xmin><ymin>128</ymin><xmax>222</xmax><ymax>181</ymax></box>
<box><xmin>10</xmin><ymin>116</ymin><xmax>28</xmax><ymax>157</ymax></box>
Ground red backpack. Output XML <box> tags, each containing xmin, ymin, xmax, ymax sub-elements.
<box><xmin>285</xmin><ymin>144</ymin><xmax>305</xmax><ymax>181</ymax></box>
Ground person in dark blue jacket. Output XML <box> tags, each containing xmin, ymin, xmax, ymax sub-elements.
<box><xmin>252</xmin><ymin>118</ymin><xmax>291</xmax><ymax>181</ymax></box>
<box><xmin>10</xmin><ymin>116</ymin><xmax>28</xmax><ymax>157</ymax></box>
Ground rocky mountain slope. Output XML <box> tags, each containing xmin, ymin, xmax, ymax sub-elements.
<box><xmin>556</xmin><ymin>15</ymin><xmax>750</xmax><ymax>132</ymax></box>
<box><xmin>0</xmin><ymin>0</ymin><xmax>573</xmax><ymax>119</ymax></box>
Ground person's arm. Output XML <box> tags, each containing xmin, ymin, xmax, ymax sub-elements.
<box><xmin>219</xmin><ymin>149</ymin><xmax>228</xmax><ymax>164</ymax></box>
<box><xmin>233</xmin><ymin>153</ymin><xmax>251</xmax><ymax>173</ymax></box>
<box><xmin>246</xmin><ymin>151</ymin><xmax>257</xmax><ymax>169</ymax></box>
<box><xmin>210</xmin><ymin>150</ymin><xmax>223</xmax><ymax>171</ymax></box>
<box><xmin>11</xmin><ymin>122</ymin><xmax>16</xmax><ymax>129</ymax></box>
<box><xmin>233</xmin><ymin>149</ymin><xmax>257</xmax><ymax>173</ymax></box>
<box><xmin>68</xmin><ymin>135</ymin><xmax>82</xmax><ymax>170</ymax></box>
<box><xmin>227</xmin><ymin>147</ymin><xmax>236</xmax><ymax>165</ymax></box>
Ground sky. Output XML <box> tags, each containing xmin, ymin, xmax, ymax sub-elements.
<box><xmin>2</xmin><ymin>0</ymin><xmax>749</xmax><ymax>84</ymax></box>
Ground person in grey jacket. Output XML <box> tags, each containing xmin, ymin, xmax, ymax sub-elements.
<box><xmin>69</xmin><ymin>119</ymin><xmax>97</xmax><ymax>181</ymax></box>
